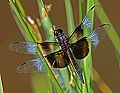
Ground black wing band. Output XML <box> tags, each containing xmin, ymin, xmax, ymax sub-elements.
<box><xmin>71</xmin><ymin>37</ymin><xmax>89</xmax><ymax>59</ymax></box>
<box><xmin>44</xmin><ymin>50</ymin><xmax>70</xmax><ymax>68</ymax></box>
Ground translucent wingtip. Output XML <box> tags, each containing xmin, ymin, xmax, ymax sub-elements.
<box><xmin>17</xmin><ymin>62</ymin><xmax>27</xmax><ymax>73</ymax></box>
<box><xmin>89</xmin><ymin>24</ymin><xmax>111</xmax><ymax>48</ymax></box>
<box><xmin>16</xmin><ymin>58</ymin><xmax>46</xmax><ymax>73</ymax></box>
<box><xmin>9</xmin><ymin>42</ymin><xmax>37</xmax><ymax>54</ymax></box>
<box><xmin>9</xmin><ymin>42</ymin><xmax>18</xmax><ymax>52</ymax></box>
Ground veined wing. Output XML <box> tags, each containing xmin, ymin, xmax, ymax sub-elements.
<box><xmin>88</xmin><ymin>24</ymin><xmax>110</xmax><ymax>48</ymax></box>
<box><xmin>45</xmin><ymin>50</ymin><xmax>70</xmax><ymax>68</ymax></box>
<box><xmin>68</xmin><ymin>6</ymin><xmax>96</xmax><ymax>43</ymax></box>
<box><xmin>9</xmin><ymin>41</ymin><xmax>60</xmax><ymax>55</ymax></box>
<box><xmin>17</xmin><ymin>50</ymin><xmax>70</xmax><ymax>73</ymax></box>
<box><xmin>9</xmin><ymin>42</ymin><xmax>38</xmax><ymax>54</ymax></box>
<box><xmin>17</xmin><ymin>58</ymin><xmax>46</xmax><ymax>73</ymax></box>
<box><xmin>71</xmin><ymin>24</ymin><xmax>110</xmax><ymax>59</ymax></box>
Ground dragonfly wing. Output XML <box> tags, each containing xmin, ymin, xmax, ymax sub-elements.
<box><xmin>88</xmin><ymin>24</ymin><xmax>110</xmax><ymax>48</ymax></box>
<box><xmin>71</xmin><ymin>37</ymin><xmax>89</xmax><ymax>59</ymax></box>
<box><xmin>38</xmin><ymin>42</ymin><xmax>61</xmax><ymax>56</ymax></box>
<box><xmin>68</xmin><ymin>6</ymin><xmax>97</xmax><ymax>43</ymax></box>
<box><xmin>69</xmin><ymin>5</ymin><xmax>101</xmax><ymax>43</ymax></box>
<box><xmin>71</xmin><ymin>24</ymin><xmax>110</xmax><ymax>59</ymax></box>
<box><xmin>45</xmin><ymin>50</ymin><xmax>70</xmax><ymax>68</ymax></box>
<box><xmin>9</xmin><ymin>42</ymin><xmax>37</xmax><ymax>54</ymax></box>
<box><xmin>17</xmin><ymin>58</ymin><xmax>46</xmax><ymax>73</ymax></box>
<box><xmin>9</xmin><ymin>41</ymin><xmax>60</xmax><ymax>55</ymax></box>
<box><xmin>68</xmin><ymin>24</ymin><xmax>83</xmax><ymax>43</ymax></box>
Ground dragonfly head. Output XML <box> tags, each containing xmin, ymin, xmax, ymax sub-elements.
<box><xmin>54</xmin><ymin>28</ymin><xmax>68</xmax><ymax>43</ymax></box>
<box><xmin>54</xmin><ymin>28</ymin><xmax>64</xmax><ymax>37</ymax></box>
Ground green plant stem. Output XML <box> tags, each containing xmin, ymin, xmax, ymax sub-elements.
<box><xmin>64</xmin><ymin>0</ymin><xmax>83</xmax><ymax>93</ymax></box>
<box><xmin>95</xmin><ymin>0</ymin><xmax>120</xmax><ymax>64</ymax></box>
<box><xmin>64</xmin><ymin>0</ymin><xmax>75</xmax><ymax>35</ymax></box>
<box><xmin>82</xmin><ymin>0</ymin><xmax>94</xmax><ymax>93</ymax></box>
<box><xmin>0</xmin><ymin>75</ymin><xmax>4</xmax><ymax>93</ymax></box>
<box><xmin>79</xmin><ymin>0</ymin><xmax>84</xmax><ymax>23</ymax></box>
<box><xmin>15</xmin><ymin>0</ymin><xmax>26</xmax><ymax>17</ymax></box>
<box><xmin>9</xmin><ymin>0</ymin><xmax>34</xmax><ymax>42</ymax></box>
<box><xmin>37</xmin><ymin>0</ymin><xmax>54</xmax><ymax>41</ymax></box>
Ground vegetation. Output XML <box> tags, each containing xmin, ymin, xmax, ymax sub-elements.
<box><xmin>8</xmin><ymin>0</ymin><xmax>120</xmax><ymax>93</ymax></box>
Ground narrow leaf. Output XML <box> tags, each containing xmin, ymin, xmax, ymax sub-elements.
<box><xmin>0</xmin><ymin>75</ymin><xmax>4</xmax><ymax>93</ymax></box>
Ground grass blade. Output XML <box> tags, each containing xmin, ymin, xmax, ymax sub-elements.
<box><xmin>37</xmin><ymin>0</ymin><xmax>64</xmax><ymax>92</ymax></box>
<box><xmin>78</xmin><ymin>0</ymin><xmax>85</xmax><ymax>91</ymax></box>
<box><xmin>9</xmin><ymin>0</ymin><xmax>35</xmax><ymax>42</ymax></box>
<box><xmin>10</xmin><ymin>8</ymin><xmax>30</xmax><ymax>41</ymax></box>
<box><xmin>115</xmin><ymin>53</ymin><xmax>120</xmax><ymax>68</ymax></box>
<box><xmin>79</xmin><ymin>0</ymin><xmax>84</xmax><ymax>23</ymax></box>
<box><xmin>82</xmin><ymin>0</ymin><xmax>94</xmax><ymax>93</ymax></box>
<box><xmin>37</xmin><ymin>0</ymin><xmax>54</xmax><ymax>41</ymax></box>
<box><xmin>15</xmin><ymin>0</ymin><xmax>26</xmax><ymax>17</ymax></box>
<box><xmin>0</xmin><ymin>75</ymin><xmax>4</xmax><ymax>93</ymax></box>
<box><xmin>64</xmin><ymin>0</ymin><xmax>75</xmax><ymax>35</ymax></box>
<box><xmin>64</xmin><ymin>0</ymin><xmax>77</xmax><ymax>93</ymax></box>
<box><xmin>64</xmin><ymin>0</ymin><xmax>84</xmax><ymax>93</ymax></box>
<box><xmin>95</xmin><ymin>0</ymin><xmax>120</xmax><ymax>64</ymax></box>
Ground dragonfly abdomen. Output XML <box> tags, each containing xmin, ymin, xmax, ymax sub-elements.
<box><xmin>72</xmin><ymin>61</ymin><xmax>84</xmax><ymax>83</ymax></box>
<box><xmin>66</xmin><ymin>49</ymin><xmax>84</xmax><ymax>84</ymax></box>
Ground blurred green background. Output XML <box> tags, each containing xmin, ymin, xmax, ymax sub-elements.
<box><xmin>0</xmin><ymin>0</ymin><xmax>120</xmax><ymax>93</ymax></box>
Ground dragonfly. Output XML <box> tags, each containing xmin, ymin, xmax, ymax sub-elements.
<box><xmin>9</xmin><ymin>6</ymin><xmax>110</xmax><ymax>84</ymax></box>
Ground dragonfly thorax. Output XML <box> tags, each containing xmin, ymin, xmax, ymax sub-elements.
<box><xmin>54</xmin><ymin>28</ymin><xmax>69</xmax><ymax>51</ymax></box>
<box><xmin>54</xmin><ymin>29</ymin><xmax>68</xmax><ymax>43</ymax></box>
